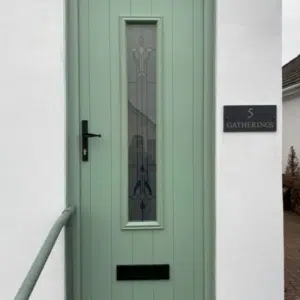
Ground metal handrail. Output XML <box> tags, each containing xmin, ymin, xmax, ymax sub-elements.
<box><xmin>14</xmin><ymin>206</ymin><xmax>75</xmax><ymax>300</ymax></box>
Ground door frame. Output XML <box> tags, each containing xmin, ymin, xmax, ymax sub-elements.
<box><xmin>65</xmin><ymin>0</ymin><xmax>216</xmax><ymax>299</ymax></box>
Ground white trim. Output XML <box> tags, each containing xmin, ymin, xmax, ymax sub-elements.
<box><xmin>282</xmin><ymin>82</ymin><xmax>300</xmax><ymax>98</ymax></box>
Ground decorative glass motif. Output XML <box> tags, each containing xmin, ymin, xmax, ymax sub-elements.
<box><xmin>127</xmin><ymin>23</ymin><xmax>157</xmax><ymax>222</ymax></box>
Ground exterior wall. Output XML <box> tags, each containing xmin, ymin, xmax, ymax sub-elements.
<box><xmin>0</xmin><ymin>1</ymin><xmax>66</xmax><ymax>299</ymax></box>
<box><xmin>282</xmin><ymin>92</ymin><xmax>300</xmax><ymax>171</ymax></box>
<box><xmin>0</xmin><ymin>1</ymin><xmax>283</xmax><ymax>300</ymax></box>
<box><xmin>215</xmin><ymin>0</ymin><xmax>283</xmax><ymax>300</ymax></box>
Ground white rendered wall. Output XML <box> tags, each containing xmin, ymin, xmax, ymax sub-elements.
<box><xmin>282</xmin><ymin>93</ymin><xmax>300</xmax><ymax>171</ymax></box>
<box><xmin>0</xmin><ymin>1</ymin><xmax>66</xmax><ymax>299</ymax></box>
<box><xmin>215</xmin><ymin>0</ymin><xmax>283</xmax><ymax>299</ymax></box>
<box><xmin>0</xmin><ymin>0</ymin><xmax>283</xmax><ymax>300</ymax></box>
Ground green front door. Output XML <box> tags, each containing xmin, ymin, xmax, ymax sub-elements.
<box><xmin>67</xmin><ymin>0</ymin><xmax>215</xmax><ymax>299</ymax></box>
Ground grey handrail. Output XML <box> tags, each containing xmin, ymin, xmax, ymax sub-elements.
<box><xmin>14</xmin><ymin>206</ymin><xmax>75</xmax><ymax>300</ymax></box>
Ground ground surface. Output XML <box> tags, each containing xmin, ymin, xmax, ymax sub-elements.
<box><xmin>285</xmin><ymin>211</ymin><xmax>300</xmax><ymax>300</ymax></box>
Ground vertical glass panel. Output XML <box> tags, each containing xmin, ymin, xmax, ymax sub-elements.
<box><xmin>127</xmin><ymin>23</ymin><xmax>157</xmax><ymax>222</ymax></box>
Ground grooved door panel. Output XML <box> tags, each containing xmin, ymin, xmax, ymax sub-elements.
<box><xmin>78</xmin><ymin>0</ymin><xmax>206</xmax><ymax>299</ymax></box>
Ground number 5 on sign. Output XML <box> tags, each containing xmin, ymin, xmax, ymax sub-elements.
<box><xmin>248</xmin><ymin>108</ymin><xmax>254</xmax><ymax>119</ymax></box>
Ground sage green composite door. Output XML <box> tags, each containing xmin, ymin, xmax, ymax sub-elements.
<box><xmin>78</xmin><ymin>0</ymin><xmax>208</xmax><ymax>299</ymax></box>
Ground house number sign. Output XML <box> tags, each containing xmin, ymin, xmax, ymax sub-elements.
<box><xmin>223</xmin><ymin>105</ymin><xmax>277</xmax><ymax>132</ymax></box>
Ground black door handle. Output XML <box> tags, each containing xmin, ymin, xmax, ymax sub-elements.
<box><xmin>81</xmin><ymin>120</ymin><xmax>101</xmax><ymax>162</ymax></box>
<box><xmin>84</xmin><ymin>133</ymin><xmax>102</xmax><ymax>138</ymax></box>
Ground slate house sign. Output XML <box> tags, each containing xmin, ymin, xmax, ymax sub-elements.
<box><xmin>223</xmin><ymin>105</ymin><xmax>277</xmax><ymax>132</ymax></box>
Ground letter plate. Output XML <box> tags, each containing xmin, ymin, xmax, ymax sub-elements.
<box><xmin>116</xmin><ymin>264</ymin><xmax>170</xmax><ymax>281</ymax></box>
<box><xmin>223</xmin><ymin>105</ymin><xmax>277</xmax><ymax>132</ymax></box>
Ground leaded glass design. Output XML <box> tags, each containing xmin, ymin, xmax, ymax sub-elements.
<box><xmin>127</xmin><ymin>23</ymin><xmax>157</xmax><ymax>222</ymax></box>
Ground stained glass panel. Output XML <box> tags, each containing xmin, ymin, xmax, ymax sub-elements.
<box><xmin>127</xmin><ymin>23</ymin><xmax>157</xmax><ymax>222</ymax></box>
